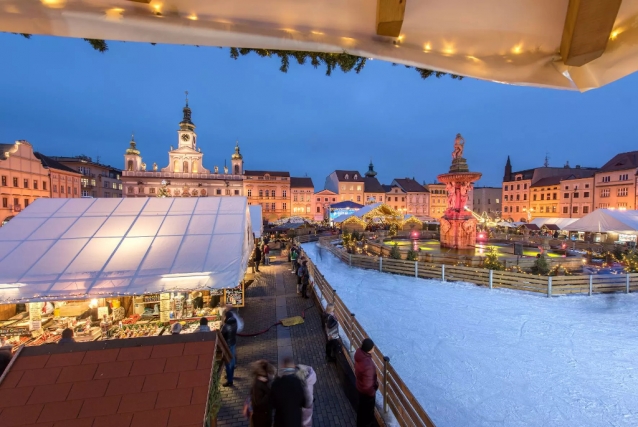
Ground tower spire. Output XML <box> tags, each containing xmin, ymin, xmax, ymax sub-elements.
<box><xmin>180</xmin><ymin>91</ymin><xmax>194</xmax><ymax>129</ymax></box>
<box><xmin>365</xmin><ymin>159</ymin><xmax>377</xmax><ymax>178</ymax></box>
<box><xmin>503</xmin><ymin>155</ymin><xmax>512</xmax><ymax>182</ymax></box>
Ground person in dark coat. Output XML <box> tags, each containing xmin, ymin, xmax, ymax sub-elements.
<box><xmin>221</xmin><ymin>311</ymin><xmax>238</xmax><ymax>387</ymax></box>
<box><xmin>270</xmin><ymin>357</ymin><xmax>307</xmax><ymax>427</ymax></box>
<box><xmin>355</xmin><ymin>338</ymin><xmax>378</xmax><ymax>427</ymax></box>
<box><xmin>300</xmin><ymin>260</ymin><xmax>310</xmax><ymax>299</ymax></box>
<box><xmin>250</xmin><ymin>359</ymin><xmax>276</xmax><ymax>427</ymax></box>
<box><xmin>58</xmin><ymin>328</ymin><xmax>76</xmax><ymax>344</ymax></box>
<box><xmin>0</xmin><ymin>347</ymin><xmax>12</xmax><ymax>375</ymax></box>
<box><xmin>254</xmin><ymin>245</ymin><xmax>262</xmax><ymax>272</ymax></box>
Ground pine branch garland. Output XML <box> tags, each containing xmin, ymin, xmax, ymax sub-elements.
<box><xmin>84</xmin><ymin>38</ymin><xmax>108</xmax><ymax>52</ymax></box>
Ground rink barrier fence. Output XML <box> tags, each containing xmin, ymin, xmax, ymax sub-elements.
<box><xmin>302</xmin><ymin>236</ymin><xmax>638</xmax><ymax>297</ymax></box>
<box><xmin>297</xmin><ymin>237</ymin><xmax>438</xmax><ymax>427</ymax></box>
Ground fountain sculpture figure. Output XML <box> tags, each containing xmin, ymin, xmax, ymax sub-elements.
<box><xmin>437</xmin><ymin>134</ymin><xmax>482</xmax><ymax>249</ymax></box>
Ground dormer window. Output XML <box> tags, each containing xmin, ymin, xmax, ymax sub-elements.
<box><xmin>344</xmin><ymin>174</ymin><xmax>349</xmax><ymax>180</ymax></box>
<box><xmin>354</xmin><ymin>174</ymin><xmax>358</xmax><ymax>180</ymax></box>
<box><xmin>264</xmin><ymin>174</ymin><xmax>270</xmax><ymax>180</ymax></box>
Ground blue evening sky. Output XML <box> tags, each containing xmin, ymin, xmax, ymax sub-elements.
<box><xmin>1</xmin><ymin>33</ymin><xmax>637</xmax><ymax>189</ymax></box>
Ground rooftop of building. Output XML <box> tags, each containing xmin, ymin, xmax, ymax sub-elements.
<box><xmin>290</xmin><ymin>177</ymin><xmax>314</xmax><ymax>188</ymax></box>
<box><xmin>393</xmin><ymin>178</ymin><xmax>428</xmax><ymax>193</ymax></box>
<box><xmin>531</xmin><ymin>169</ymin><xmax>597</xmax><ymax>188</ymax></box>
<box><xmin>244</xmin><ymin>170</ymin><xmax>290</xmax><ymax>177</ymax></box>
<box><xmin>363</xmin><ymin>176</ymin><xmax>385</xmax><ymax>193</ymax></box>
<box><xmin>0</xmin><ymin>333</ymin><xmax>218</xmax><ymax>427</ymax></box>
<box><xmin>332</xmin><ymin>170</ymin><xmax>363</xmax><ymax>181</ymax></box>
<box><xmin>34</xmin><ymin>152</ymin><xmax>82</xmax><ymax>175</ymax></box>
<box><xmin>48</xmin><ymin>155</ymin><xmax>121</xmax><ymax>172</ymax></box>
<box><xmin>382</xmin><ymin>184</ymin><xmax>406</xmax><ymax>193</ymax></box>
<box><xmin>599</xmin><ymin>150</ymin><xmax>638</xmax><ymax>173</ymax></box>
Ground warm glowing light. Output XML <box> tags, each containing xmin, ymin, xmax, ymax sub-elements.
<box><xmin>423</xmin><ymin>43</ymin><xmax>432</xmax><ymax>51</ymax></box>
<box><xmin>466</xmin><ymin>55</ymin><xmax>479</xmax><ymax>62</ymax></box>
<box><xmin>187</xmin><ymin>14</ymin><xmax>198</xmax><ymax>20</ymax></box>
<box><xmin>442</xmin><ymin>43</ymin><xmax>455</xmax><ymax>55</ymax></box>
<box><xmin>281</xmin><ymin>28</ymin><xmax>297</xmax><ymax>33</ymax></box>
<box><xmin>341</xmin><ymin>36</ymin><xmax>355</xmax><ymax>41</ymax></box>
<box><xmin>311</xmin><ymin>30</ymin><xmax>324</xmax><ymax>35</ymax></box>
<box><xmin>611</xmin><ymin>30</ymin><xmax>619</xmax><ymax>40</ymax></box>
<box><xmin>398</xmin><ymin>35</ymin><xmax>404</xmax><ymax>41</ymax></box>
<box><xmin>512</xmin><ymin>44</ymin><xmax>523</xmax><ymax>54</ymax></box>
<box><xmin>41</xmin><ymin>0</ymin><xmax>66</xmax><ymax>8</ymax></box>
<box><xmin>89</xmin><ymin>298</ymin><xmax>98</xmax><ymax>308</ymax></box>
<box><xmin>105</xmin><ymin>8</ymin><xmax>124</xmax><ymax>20</ymax></box>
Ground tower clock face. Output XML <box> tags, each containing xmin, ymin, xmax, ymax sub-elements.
<box><xmin>181</xmin><ymin>134</ymin><xmax>190</xmax><ymax>142</ymax></box>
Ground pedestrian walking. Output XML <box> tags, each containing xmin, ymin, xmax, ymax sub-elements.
<box><xmin>324</xmin><ymin>304</ymin><xmax>340</xmax><ymax>362</ymax></box>
<box><xmin>254</xmin><ymin>245</ymin><xmax>262</xmax><ymax>273</ymax></box>
<box><xmin>300</xmin><ymin>260</ymin><xmax>310</xmax><ymax>299</ymax></box>
<box><xmin>270</xmin><ymin>357</ymin><xmax>307</xmax><ymax>427</ymax></box>
<box><xmin>263</xmin><ymin>243</ymin><xmax>270</xmax><ymax>266</ymax></box>
<box><xmin>355</xmin><ymin>338</ymin><xmax>378</xmax><ymax>427</ymax></box>
<box><xmin>221</xmin><ymin>311</ymin><xmax>238</xmax><ymax>387</ymax></box>
<box><xmin>290</xmin><ymin>246</ymin><xmax>299</xmax><ymax>273</ymax></box>
<box><xmin>296</xmin><ymin>257</ymin><xmax>305</xmax><ymax>293</ymax></box>
<box><xmin>249</xmin><ymin>360</ymin><xmax>276</xmax><ymax>427</ymax></box>
<box><xmin>295</xmin><ymin>364</ymin><xmax>317</xmax><ymax>427</ymax></box>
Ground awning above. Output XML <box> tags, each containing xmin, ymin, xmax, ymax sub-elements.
<box><xmin>1</xmin><ymin>1</ymin><xmax>637</xmax><ymax>91</ymax></box>
<box><xmin>248</xmin><ymin>205</ymin><xmax>263</xmax><ymax>238</ymax></box>
<box><xmin>531</xmin><ymin>217</ymin><xmax>578</xmax><ymax>229</ymax></box>
<box><xmin>0</xmin><ymin>197</ymin><xmax>253</xmax><ymax>303</ymax></box>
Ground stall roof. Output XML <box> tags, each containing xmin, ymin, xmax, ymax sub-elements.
<box><xmin>330</xmin><ymin>201</ymin><xmax>364</xmax><ymax>210</ymax></box>
<box><xmin>562</xmin><ymin>209</ymin><xmax>638</xmax><ymax>234</ymax></box>
<box><xmin>0</xmin><ymin>197</ymin><xmax>253</xmax><ymax>303</ymax></box>
<box><xmin>1</xmin><ymin>1</ymin><xmax>637</xmax><ymax>91</ymax></box>
<box><xmin>249</xmin><ymin>205</ymin><xmax>263</xmax><ymax>238</ymax></box>
<box><xmin>519</xmin><ymin>223</ymin><xmax>541</xmax><ymax>231</ymax></box>
<box><xmin>542</xmin><ymin>224</ymin><xmax>561</xmax><ymax>231</ymax></box>
<box><xmin>531</xmin><ymin>217</ymin><xmax>578</xmax><ymax>229</ymax></box>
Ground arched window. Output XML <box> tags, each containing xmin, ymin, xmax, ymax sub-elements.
<box><xmin>192</xmin><ymin>161</ymin><xmax>198</xmax><ymax>173</ymax></box>
<box><xmin>183</xmin><ymin>161</ymin><xmax>189</xmax><ymax>173</ymax></box>
<box><xmin>234</xmin><ymin>164</ymin><xmax>239</xmax><ymax>174</ymax></box>
<box><xmin>344</xmin><ymin>174</ymin><xmax>349</xmax><ymax>180</ymax></box>
<box><xmin>173</xmin><ymin>160</ymin><xmax>179</xmax><ymax>172</ymax></box>
<box><xmin>316</xmin><ymin>206</ymin><xmax>320</xmax><ymax>213</ymax></box>
<box><xmin>127</xmin><ymin>160</ymin><xmax>134</xmax><ymax>171</ymax></box>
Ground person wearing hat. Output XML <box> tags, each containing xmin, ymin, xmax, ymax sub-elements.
<box><xmin>355</xmin><ymin>338</ymin><xmax>378</xmax><ymax>427</ymax></box>
<box><xmin>171</xmin><ymin>322</ymin><xmax>182</xmax><ymax>335</ymax></box>
<box><xmin>221</xmin><ymin>310</ymin><xmax>238</xmax><ymax>387</ymax></box>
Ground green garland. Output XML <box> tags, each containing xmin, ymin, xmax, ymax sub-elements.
<box><xmin>9</xmin><ymin>33</ymin><xmax>463</xmax><ymax>81</ymax></box>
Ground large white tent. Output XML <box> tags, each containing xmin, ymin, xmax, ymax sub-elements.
<box><xmin>0</xmin><ymin>197</ymin><xmax>253</xmax><ymax>304</ymax></box>
<box><xmin>562</xmin><ymin>209</ymin><xmax>638</xmax><ymax>234</ymax></box>
<box><xmin>248</xmin><ymin>205</ymin><xmax>263</xmax><ymax>238</ymax></box>
<box><xmin>0</xmin><ymin>1</ymin><xmax>637</xmax><ymax>91</ymax></box>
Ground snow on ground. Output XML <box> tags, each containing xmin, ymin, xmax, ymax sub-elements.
<box><xmin>302</xmin><ymin>243</ymin><xmax>638</xmax><ymax>427</ymax></box>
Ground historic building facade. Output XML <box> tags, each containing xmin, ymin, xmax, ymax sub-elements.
<box><xmin>324</xmin><ymin>170</ymin><xmax>365</xmax><ymax>204</ymax></box>
<box><xmin>593</xmin><ymin>151</ymin><xmax>638</xmax><ymax>211</ymax></box>
<box><xmin>122</xmin><ymin>98</ymin><xmax>244</xmax><ymax>199</ymax></box>
<box><xmin>244</xmin><ymin>171</ymin><xmax>291</xmax><ymax>221</ymax></box>
<box><xmin>290</xmin><ymin>177</ymin><xmax>314</xmax><ymax>218</ymax></box>
<box><xmin>50</xmin><ymin>156</ymin><xmax>122</xmax><ymax>198</ymax></box>
<box><xmin>35</xmin><ymin>153</ymin><xmax>82</xmax><ymax>200</ymax></box>
<box><xmin>0</xmin><ymin>141</ymin><xmax>50</xmax><ymax>225</ymax></box>
<box><xmin>392</xmin><ymin>178</ymin><xmax>430</xmax><ymax>216</ymax></box>
<box><xmin>472</xmin><ymin>186</ymin><xmax>501</xmax><ymax>216</ymax></box>
<box><xmin>313</xmin><ymin>189</ymin><xmax>338</xmax><ymax>221</ymax></box>
<box><xmin>425</xmin><ymin>183</ymin><xmax>447</xmax><ymax>219</ymax></box>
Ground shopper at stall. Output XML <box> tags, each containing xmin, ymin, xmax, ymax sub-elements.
<box><xmin>249</xmin><ymin>359</ymin><xmax>276</xmax><ymax>427</ymax></box>
<box><xmin>355</xmin><ymin>338</ymin><xmax>378</xmax><ymax>427</ymax></box>
<box><xmin>295</xmin><ymin>364</ymin><xmax>317</xmax><ymax>427</ymax></box>
<box><xmin>171</xmin><ymin>323</ymin><xmax>182</xmax><ymax>335</ymax></box>
<box><xmin>271</xmin><ymin>356</ymin><xmax>307</xmax><ymax>427</ymax></box>
<box><xmin>58</xmin><ymin>328</ymin><xmax>76</xmax><ymax>344</ymax></box>
<box><xmin>196</xmin><ymin>317</ymin><xmax>211</xmax><ymax>333</ymax></box>
<box><xmin>324</xmin><ymin>304</ymin><xmax>340</xmax><ymax>362</ymax></box>
<box><xmin>263</xmin><ymin>243</ymin><xmax>270</xmax><ymax>266</ymax></box>
<box><xmin>253</xmin><ymin>244</ymin><xmax>262</xmax><ymax>273</ymax></box>
<box><xmin>221</xmin><ymin>311</ymin><xmax>238</xmax><ymax>387</ymax></box>
<box><xmin>291</xmin><ymin>246</ymin><xmax>299</xmax><ymax>272</ymax></box>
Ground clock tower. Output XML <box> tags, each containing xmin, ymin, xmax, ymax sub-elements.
<box><xmin>177</xmin><ymin>91</ymin><xmax>197</xmax><ymax>150</ymax></box>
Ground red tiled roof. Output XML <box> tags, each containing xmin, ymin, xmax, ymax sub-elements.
<box><xmin>0</xmin><ymin>334</ymin><xmax>218</xmax><ymax>427</ymax></box>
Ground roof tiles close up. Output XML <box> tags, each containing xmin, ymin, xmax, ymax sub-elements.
<box><xmin>0</xmin><ymin>334</ymin><xmax>216</xmax><ymax>427</ymax></box>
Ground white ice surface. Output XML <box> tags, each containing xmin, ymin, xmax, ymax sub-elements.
<box><xmin>302</xmin><ymin>243</ymin><xmax>638</xmax><ymax>427</ymax></box>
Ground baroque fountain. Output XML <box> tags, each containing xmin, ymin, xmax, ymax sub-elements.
<box><xmin>437</xmin><ymin>134</ymin><xmax>482</xmax><ymax>249</ymax></box>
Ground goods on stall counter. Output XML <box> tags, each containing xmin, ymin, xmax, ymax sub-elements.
<box><xmin>107</xmin><ymin>322</ymin><xmax>166</xmax><ymax>339</ymax></box>
<box><xmin>224</xmin><ymin>283</ymin><xmax>244</xmax><ymax>307</ymax></box>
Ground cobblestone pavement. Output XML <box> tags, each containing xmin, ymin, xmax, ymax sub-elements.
<box><xmin>217</xmin><ymin>256</ymin><xmax>356</xmax><ymax>426</ymax></box>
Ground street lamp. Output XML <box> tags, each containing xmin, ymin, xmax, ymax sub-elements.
<box><xmin>522</xmin><ymin>207</ymin><xmax>535</xmax><ymax>222</ymax></box>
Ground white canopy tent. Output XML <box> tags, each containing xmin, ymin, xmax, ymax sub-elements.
<box><xmin>0</xmin><ymin>197</ymin><xmax>253</xmax><ymax>304</ymax></box>
<box><xmin>531</xmin><ymin>217</ymin><xmax>578</xmax><ymax>229</ymax></box>
<box><xmin>248</xmin><ymin>205</ymin><xmax>263</xmax><ymax>238</ymax></box>
<box><xmin>562</xmin><ymin>209</ymin><xmax>638</xmax><ymax>234</ymax></box>
<box><xmin>0</xmin><ymin>1</ymin><xmax>637</xmax><ymax>91</ymax></box>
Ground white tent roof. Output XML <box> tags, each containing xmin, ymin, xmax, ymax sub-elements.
<box><xmin>332</xmin><ymin>214</ymin><xmax>352</xmax><ymax>224</ymax></box>
<box><xmin>248</xmin><ymin>205</ymin><xmax>263</xmax><ymax>238</ymax></box>
<box><xmin>1</xmin><ymin>1</ymin><xmax>637</xmax><ymax>91</ymax></box>
<box><xmin>0</xmin><ymin>197</ymin><xmax>253</xmax><ymax>304</ymax></box>
<box><xmin>562</xmin><ymin>209</ymin><xmax>638</xmax><ymax>234</ymax></box>
<box><xmin>531</xmin><ymin>217</ymin><xmax>578</xmax><ymax>229</ymax></box>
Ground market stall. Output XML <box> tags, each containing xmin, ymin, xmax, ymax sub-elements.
<box><xmin>0</xmin><ymin>197</ymin><xmax>252</xmax><ymax>350</ymax></box>
<box><xmin>562</xmin><ymin>209</ymin><xmax>638</xmax><ymax>244</ymax></box>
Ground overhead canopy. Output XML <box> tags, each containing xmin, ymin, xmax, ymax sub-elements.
<box><xmin>0</xmin><ymin>197</ymin><xmax>253</xmax><ymax>304</ymax></box>
<box><xmin>519</xmin><ymin>223</ymin><xmax>541</xmax><ymax>231</ymax></box>
<box><xmin>562</xmin><ymin>209</ymin><xmax>638</xmax><ymax>234</ymax></box>
<box><xmin>1</xmin><ymin>1</ymin><xmax>637</xmax><ymax>91</ymax></box>
<box><xmin>248</xmin><ymin>205</ymin><xmax>263</xmax><ymax>238</ymax></box>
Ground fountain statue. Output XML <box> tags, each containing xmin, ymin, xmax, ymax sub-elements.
<box><xmin>437</xmin><ymin>134</ymin><xmax>482</xmax><ymax>250</ymax></box>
